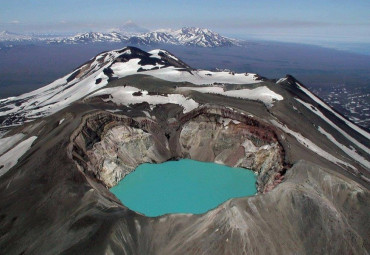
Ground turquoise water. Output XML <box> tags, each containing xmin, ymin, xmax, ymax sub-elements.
<box><xmin>110</xmin><ymin>159</ymin><xmax>257</xmax><ymax>217</ymax></box>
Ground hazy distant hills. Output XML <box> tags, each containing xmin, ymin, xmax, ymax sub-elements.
<box><xmin>0</xmin><ymin>31</ymin><xmax>34</xmax><ymax>42</ymax></box>
<box><xmin>0</xmin><ymin>27</ymin><xmax>240</xmax><ymax>48</ymax></box>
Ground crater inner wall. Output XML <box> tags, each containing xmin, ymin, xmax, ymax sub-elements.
<box><xmin>70</xmin><ymin>107</ymin><xmax>287</xmax><ymax>192</ymax></box>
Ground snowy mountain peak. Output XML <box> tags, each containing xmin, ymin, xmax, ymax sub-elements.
<box><xmin>172</xmin><ymin>27</ymin><xmax>239</xmax><ymax>47</ymax></box>
<box><xmin>0</xmin><ymin>27</ymin><xmax>240</xmax><ymax>47</ymax></box>
<box><xmin>0</xmin><ymin>47</ymin><xmax>260</xmax><ymax>129</ymax></box>
<box><xmin>178</xmin><ymin>27</ymin><xmax>211</xmax><ymax>34</ymax></box>
<box><xmin>49</xmin><ymin>32</ymin><xmax>128</xmax><ymax>44</ymax></box>
<box><xmin>125</xmin><ymin>27</ymin><xmax>239</xmax><ymax>47</ymax></box>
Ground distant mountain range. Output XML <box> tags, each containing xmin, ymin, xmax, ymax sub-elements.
<box><xmin>0</xmin><ymin>31</ymin><xmax>34</xmax><ymax>42</ymax></box>
<box><xmin>0</xmin><ymin>27</ymin><xmax>240</xmax><ymax>47</ymax></box>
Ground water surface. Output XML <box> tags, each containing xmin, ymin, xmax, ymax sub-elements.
<box><xmin>110</xmin><ymin>159</ymin><xmax>257</xmax><ymax>217</ymax></box>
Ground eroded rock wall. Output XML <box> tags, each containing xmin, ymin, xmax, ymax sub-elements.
<box><xmin>179</xmin><ymin>114</ymin><xmax>284</xmax><ymax>192</ymax></box>
<box><xmin>70</xmin><ymin>113</ymin><xmax>172</xmax><ymax>188</ymax></box>
<box><xmin>87</xmin><ymin>125</ymin><xmax>171</xmax><ymax>187</ymax></box>
<box><xmin>70</xmin><ymin>106</ymin><xmax>286</xmax><ymax>191</ymax></box>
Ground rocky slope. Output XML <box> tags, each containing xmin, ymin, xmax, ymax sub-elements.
<box><xmin>0</xmin><ymin>47</ymin><xmax>369</xmax><ymax>254</ymax></box>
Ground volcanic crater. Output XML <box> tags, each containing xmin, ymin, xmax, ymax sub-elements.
<box><xmin>70</xmin><ymin>105</ymin><xmax>288</xmax><ymax>203</ymax></box>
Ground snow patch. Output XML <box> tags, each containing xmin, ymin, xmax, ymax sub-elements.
<box><xmin>110</xmin><ymin>58</ymin><xmax>261</xmax><ymax>85</ymax></box>
<box><xmin>0</xmin><ymin>136</ymin><xmax>37</xmax><ymax>177</ymax></box>
<box><xmin>276</xmin><ymin>78</ymin><xmax>287</xmax><ymax>84</ymax></box>
<box><xmin>149</xmin><ymin>49</ymin><xmax>179</xmax><ymax>62</ymax></box>
<box><xmin>0</xmin><ymin>133</ymin><xmax>25</xmax><ymax>155</ymax></box>
<box><xmin>88</xmin><ymin>86</ymin><xmax>199</xmax><ymax>113</ymax></box>
<box><xmin>178</xmin><ymin>86</ymin><xmax>283</xmax><ymax>106</ymax></box>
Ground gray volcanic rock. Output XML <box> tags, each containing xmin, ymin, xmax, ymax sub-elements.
<box><xmin>70</xmin><ymin>107</ymin><xmax>285</xmax><ymax>191</ymax></box>
<box><xmin>0</xmin><ymin>48</ymin><xmax>369</xmax><ymax>254</ymax></box>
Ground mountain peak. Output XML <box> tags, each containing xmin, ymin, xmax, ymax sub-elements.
<box><xmin>0</xmin><ymin>46</ymin><xmax>262</xmax><ymax>128</ymax></box>
<box><xmin>127</xmin><ymin>27</ymin><xmax>239</xmax><ymax>47</ymax></box>
<box><xmin>1</xmin><ymin>27</ymin><xmax>240</xmax><ymax>47</ymax></box>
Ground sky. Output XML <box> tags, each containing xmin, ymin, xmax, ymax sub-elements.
<box><xmin>1</xmin><ymin>0</ymin><xmax>370</xmax><ymax>45</ymax></box>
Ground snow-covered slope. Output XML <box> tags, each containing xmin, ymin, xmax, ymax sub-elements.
<box><xmin>177</xmin><ymin>86</ymin><xmax>283</xmax><ymax>107</ymax></box>
<box><xmin>2</xmin><ymin>46</ymin><xmax>367</xmax><ymax>175</ymax></box>
<box><xmin>0</xmin><ymin>47</ymin><xmax>261</xmax><ymax>129</ymax></box>
<box><xmin>89</xmin><ymin>86</ymin><xmax>199</xmax><ymax>113</ymax></box>
<box><xmin>274</xmin><ymin>76</ymin><xmax>370</xmax><ymax>171</ymax></box>
<box><xmin>0</xmin><ymin>136</ymin><xmax>37</xmax><ymax>177</ymax></box>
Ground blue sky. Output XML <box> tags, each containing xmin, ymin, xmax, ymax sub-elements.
<box><xmin>1</xmin><ymin>0</ymin><xmax>369</xmax><ymax>44</ymax></box>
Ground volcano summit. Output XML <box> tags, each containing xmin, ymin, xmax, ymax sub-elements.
<box><xmin>0</xmin><ymin>47</ymin><xmax>369</xmax><ymax>254</ymax></box>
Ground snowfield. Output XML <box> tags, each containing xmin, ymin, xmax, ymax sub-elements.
<box><xmin>141</xmin><ymin>67</ymin><xmax>261</xmax><ymax>85</ymax></box>
<box><xmin>110</xmin><ymin>50</ymin><xmax>261</xmax><ymax>85</ymax></box>
<box><xmin>0</xmin><ymin>133</ymin><xmax>25</xmax><ymax>155</ymax></box>
<box><xmin>149</xmin><ymin>49</ymin><xmax>180</xmax><ymax>61</ymax></box>
<box><xmin>0</xmin><ymin>136</ymin><xmax>37</xmax><ymax>177</ymax></box>
<box><xmin>88</xmin><ymin>86</ymin><xmax>199</xmax><ymax>113</ymax></box>
<box><xmin>177</xmin><ymin>86</ymin><xmax>283</xmax><ymax>106</ymax></box>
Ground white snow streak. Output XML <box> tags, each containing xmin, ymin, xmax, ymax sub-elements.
<box><xmin>317</xmin><ymin>126</ymin><xmax>370</xmax><ymax>169</ymax></box>
<box><xmin>296</xmin><ymin>82</ymin><xmax>370</xmax><ymax>139</ymax></box>
<box><xmin>276</xmin><ymin>78</ymin><xmax>287</xmax><ymax>84</ymax></box>
<box><xmin>0</xmin><ymin>136</ymin><xmax>37</xmax><ymax>177</ymax></box>
<box><xmin>295</xmin><ymin>98</ymin><xmax>369</xmax><ymax>153</ymax></box>
<box><xmin>271</xmin><ymin>120</ymin><xmax>356</xmax><ymax>170</ymax></box>
<box><xmin>0</xmin><ymin>133</ymin><xmax>25</xmax><ymax>155</ymax></box>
